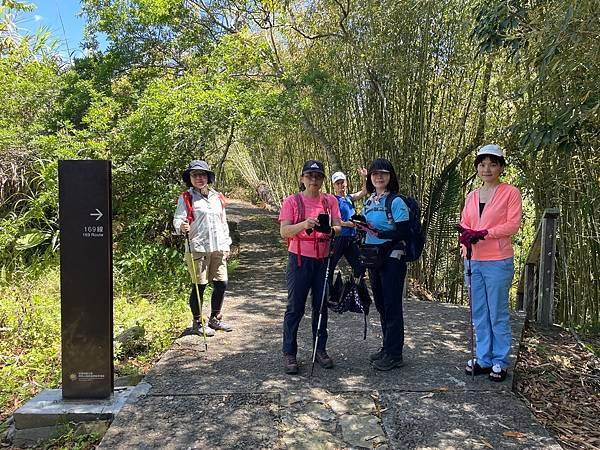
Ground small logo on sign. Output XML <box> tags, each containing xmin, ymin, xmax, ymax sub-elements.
<box><xmin>69</xmin><ymin>373</ymin><xmax>77</xmax><ymax>381</ymax></box>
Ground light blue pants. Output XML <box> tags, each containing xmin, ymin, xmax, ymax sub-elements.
<box><xmin>465</xmin><ymin>257</ymin><xmax>514</xmax><ymax>369</ymax></box>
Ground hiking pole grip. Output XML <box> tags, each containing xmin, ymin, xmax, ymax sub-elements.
<box><xmin>466</xmin><ymin>256</ymin><xmax>474</xmax><ymax>381</ymax></box>
<box><xmin>458</xmin><ymin>226</ymin><xmax>475</xmax><ymax>379</ymax></box>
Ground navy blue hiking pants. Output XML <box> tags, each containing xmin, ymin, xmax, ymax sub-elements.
<box><xmin>282</xmin><ymin>253</ymin><xmax>329</xmax><ymax>355</ymax></box>
<box><xmin>368</xmin><ymin>256</ymin><xmax>407</xmax><ymax>358</ymax></box>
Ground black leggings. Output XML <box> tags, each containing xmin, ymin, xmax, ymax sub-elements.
<box><xmin>189</xmin><ymin>281</ymin><xmax>227</xmax><ymax>320</ymax></box>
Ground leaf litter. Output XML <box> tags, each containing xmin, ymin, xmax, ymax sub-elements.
<box><xmin>514</xmin><ymin>323</ymin><xmax>600</xmax><ymax>450</ymax></box>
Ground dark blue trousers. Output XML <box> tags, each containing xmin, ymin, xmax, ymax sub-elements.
<box><xmin>330</xmin><ymin>236</ymin><xmax>364</xmax><ymax>278</ymax></box>
<box><xmin>282</xmin><ymin>253</ymin><xmax>329</xmax><ymax>355</ymax></box>
<box><xmin>368</xmin><ymin>256</ymin><xmax>407</xmax><ymax>358</ymax></box>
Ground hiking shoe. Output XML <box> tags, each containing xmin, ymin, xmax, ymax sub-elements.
<box><xmin>191</xmin><ymin>321</ymin><xmax>215</xmax><ymax>337</ymax></box>
<box><xmin>488</xmin><ymin>364</ymin><xmax>508</xmax><ymax>382</ymax></box>
<box><xmin>208</xmin><ymin>316</ymin><xmax>233</xmax><ymax>332</ymax></box>
<box><xmin>315</xmin><ymin>350</ymin><xmax>334</xmax><ymax>369</ymax></box>
<box><xmin>369</xmin><ymin>348</ymin><xmax>385</xmax><ymax>362</ymax></box>
<box><xmin>465</xmin><ymin>359</ymin><xmax>492</xmax><ymax>376</ymax></box>
<box><xmin>372</xmin><ymin>354</ymin><xmax>403</xmax><ymax>371</ymax></box>
<box><xmin>284</xmin><ymin>353</ymin><xmax>299</xmax><ymax>375</ymax></box>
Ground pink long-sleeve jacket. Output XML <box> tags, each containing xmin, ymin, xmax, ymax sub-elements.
<box><xmin>460</xmin><ymin>183</ymin><xmax>522</xmax><ymax>261</ymax></box>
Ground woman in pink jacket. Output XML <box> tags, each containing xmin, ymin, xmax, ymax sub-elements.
<box><xmin>459</xmin><ymin>144</ymin><xmax>522</xmax><ymax>382</ymax></box>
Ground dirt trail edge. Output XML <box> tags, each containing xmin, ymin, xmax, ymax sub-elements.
<box><xmin>99</xmin><ymin>199</ymin><xmax>560</xmax><ymax>450</ymax></box>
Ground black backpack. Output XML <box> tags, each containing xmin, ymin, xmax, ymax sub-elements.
<box><xmin>383</xmin><ymin>193</ymin><xmax>425</xmax><ymax>262</ymax></box>
<box><xmin>328</xmin><ymin>272</ymin><xmax>372</xmax><ymax>339</ymax></box>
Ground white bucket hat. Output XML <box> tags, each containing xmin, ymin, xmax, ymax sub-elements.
<box><xmin>331</xmin><ymin>171</ymin><xmax>346</xmax><ymax>183</ymax></box>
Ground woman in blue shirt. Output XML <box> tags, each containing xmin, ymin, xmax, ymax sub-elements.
<box><xmin>330</xmin><ymin>168</ymin><xmax>367</xmax><ymax>278</ymax></box>
<box><xmin>362</xmin><ymin>159</ymin><xmax>410</xmax><ymax>371</ymax></box>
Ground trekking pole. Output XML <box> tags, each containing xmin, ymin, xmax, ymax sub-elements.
<box><xmin>186</xmin><ymin>232</ymin><xmax>208</xmax><ymax>352</ymax></box>
<box><xmin>466</xmin><ymin>245</ymin><xmax>475</xmax><ymax>381</ymax></box>
<box><xmin>310</xmin><ymin>250</ymin><xmax>333</xmax><ymax>377</ymax></box>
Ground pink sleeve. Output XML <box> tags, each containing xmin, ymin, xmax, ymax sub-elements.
<box><xmin>328</xmin><ymin>194</ymin><xmax>341</xmax><ymax>220</ymax></box>
<box><xmin>487</xmin><ymin>187</ymin><xmax>522</xmax><ymax>238</ymax></box>
<box><xmin>278</xmin><ymin>195</ymin><xmax>296</xmax><ymax>223</ymax></box>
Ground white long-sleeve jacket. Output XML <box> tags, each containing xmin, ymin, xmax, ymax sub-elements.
<box><xmin>173</xmin><ymin>188</ymin><xmax>232</xmax><ymax>253</ymax></box>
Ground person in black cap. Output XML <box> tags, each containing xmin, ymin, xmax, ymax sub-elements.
<box><xmin>278</xmin><ymin>159</ymin><xmax>342</xmax><ymax>374</ymax></box>
<box><xmin>361</xmin><ymin>158</ymin><xmax>411</xmax><ymax>371</ymax></box>
<box><xmin>173</xmin><ymin>160</ymin><xmax>233</xmax><ymax>336</ymax></box>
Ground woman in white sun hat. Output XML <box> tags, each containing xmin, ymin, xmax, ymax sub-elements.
<box><xmin>458</xmin><ymin>144</ymin><xmax>522</xmax><ymax>382</ymax></box>
<box><xmin>174</xmin><ymin>160</ymin><xmax>233</xmax><ymax>337</ymax></box>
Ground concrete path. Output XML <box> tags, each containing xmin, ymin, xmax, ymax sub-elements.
<box><xmin>99</xmin><ymin>200</ymin><xmax>560</xmax><ymax>449</ymax></box>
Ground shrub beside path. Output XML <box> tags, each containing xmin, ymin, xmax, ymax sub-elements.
<box><xmin>98</xmin><ymin>200</ymin><xmax>560</xmax><ymax>449</ymax></box>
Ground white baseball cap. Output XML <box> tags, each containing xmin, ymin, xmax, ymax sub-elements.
<box><xmin>331</xmin><ymin>171</ymin><xmax>346</xmax><ymax>183</ymax></box>
<box><xmin>477</xmin><ymin>144</ymin><xmax>504</xmax><ymax>158</ymax></box>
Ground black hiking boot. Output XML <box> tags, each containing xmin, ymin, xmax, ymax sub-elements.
<box><xmin>208</xmin><ymin>316</ymin><xmax>233</xmax><ymax>332</ymax></box>
<box><xmin>191</xmin><ymin>320</ymin><xmax>215</xmax><ymax>337</ymax></box>
<box><xmin>372</xmin><ymin>354</ymin><xmax>403</xmax><ymax>371</ymax></box>
<box><xmin>369</xmin><ymin>348</ymin><xmax>385</xmax><ymax>362</ymax></box>
<box><xmin>315</xmin><ymin>350</ymin><xmax>334</xmax><ymax>369</ymax></box>
<box><xmin>284</xmin><ymin>353</ymin><xmax>299</xmax><ymax>375</ymax></box>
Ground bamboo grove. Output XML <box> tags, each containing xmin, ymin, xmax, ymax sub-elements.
<box><xmin>0</xmin><ymin>0</ymin><xmax>598</xmax><ymax>327</ymax></box>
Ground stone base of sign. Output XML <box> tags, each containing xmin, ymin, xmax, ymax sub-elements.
<box><xmin>9</xmin><ymin>383</ymin><xmax>150</xmax><ymax>447</ymax></box>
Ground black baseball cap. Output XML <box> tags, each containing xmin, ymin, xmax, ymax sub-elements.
<box><xmin>301</xmin><ymin>160</ymin><xmax>325</xmax><ymax>175</ymax></box>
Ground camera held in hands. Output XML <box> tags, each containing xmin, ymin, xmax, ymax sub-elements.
<box><xmin>313</xmin><ymin>213</ymin><xmax>332</xmax><ymax>234</ymax></box>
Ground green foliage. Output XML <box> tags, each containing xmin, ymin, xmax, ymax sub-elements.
<box><xmin>471</xmin><ymin>0</ymin><xmax>528</xmax><ymax>56</ymax></box>
<box><xmin>0</xmin><ymin>266</ymin><xmax>192</xmax><ymax>421</ymax></box>
<box><xmin>0</xmin><ymin>2</ymin><xmax>598</xmax><ymax>439</ymax></box>
<box><xmin>0</xmin><ymin>273</ymin><xmax>62</xmax><ymax>420</ymax></box>
<box><xmin>471</xmin><ymin>0</ymin><xmax>600</xmax><ymax>325</ymax></box>
<box><xmin>0</xmin><ymin>0</ymin><xmax>597</xmax><ymax>400</ymax></box>
<box><xmin>40</xmin><ymin>421</ymin><xmax>103</xmax><ymax>450</ymax></box>
<box><xmin>0</xmin><ymin>40</ymin><xmax>62</xmax><ymax>149</ymax></box>
<box><xmin>82</xmin><ymin>0</ymin><xmax>215</xmax><ymax>74</ymax></box>
<box><xmin>114</xmin><ymin>240</ymin><xmax>188</xmax><ymax>295</ymax></box>
<box><xmin>0</xmin><ymin>158</ymin><xmax>62</xmax><ymax>276</ymax></box>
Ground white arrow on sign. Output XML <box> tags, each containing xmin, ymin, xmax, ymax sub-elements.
<box><xmin>90</xmin><ymin>209</ymin><xmax>103</xmax><ymax>221</ymax></box>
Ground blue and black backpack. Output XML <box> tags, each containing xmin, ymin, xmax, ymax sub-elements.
<box><xmin>383</xmin><ymin>193</ymin><xmax>425</xmax><ymax>262</ymax></box>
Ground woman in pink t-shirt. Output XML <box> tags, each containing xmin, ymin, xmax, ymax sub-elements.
<box><xmin>278</xmin><ymin>159</ymin><xmax>342</xmax><ymax>375</ymax></box>
<box><xmin>458</xmin><ymin>144</ymin><xmax>522</xmax><ymax>382</ymax></box>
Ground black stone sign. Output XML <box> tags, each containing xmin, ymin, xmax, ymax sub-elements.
<box><xmin>59</xmin><ymin>160</ymin><xmax>113</xmax><ymax>399</ymax></box>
